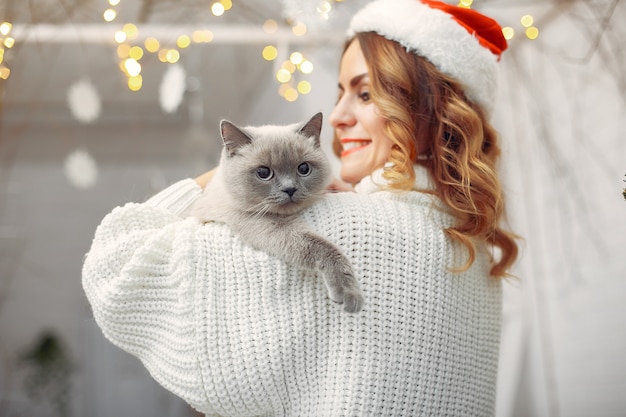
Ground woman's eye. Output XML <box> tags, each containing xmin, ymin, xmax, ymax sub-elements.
<box><xmin>297</xmin><ymin>162</ymin><xmax>311</xmax><ymax>177</ymax></box>
<box><xmin>256</xmin><ymin>166</ymin><xmax>273</xmax><ymax>180</ymax></box>
<box><xmin>359</xmin><ymin>91</ymin><xmax>371</xmax><ymax>102</ymax></box>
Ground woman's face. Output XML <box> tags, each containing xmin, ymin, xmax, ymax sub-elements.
<box><xmin>329</xmin><ymin>39</ymin><xmax>394</xmax><ymax>186</ymax></box>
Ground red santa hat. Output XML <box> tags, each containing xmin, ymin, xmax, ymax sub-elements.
<box><xmin>348</xmin><ymin>0</ymin><xmax>507</xmax><ymax>116</ymax></box>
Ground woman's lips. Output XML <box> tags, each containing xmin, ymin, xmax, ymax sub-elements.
<box><xmin>340</xmin><ymin>138</ymin><xmax>372</xmax><ymax>158</ymax></box>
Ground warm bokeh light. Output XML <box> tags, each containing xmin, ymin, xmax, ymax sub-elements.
<box><xmin>525</xmin><ymin>27</ymin><xmax>539</xmax><ymax>40</ymax></box>
<box><xmin>177</xmin><ymin>35</ymin><xmax>191</xmax><ymax>49</ymax></box>
<box><xmin>129</xmin><ymin>46</ymin><xmax>144</xmax><ymax>60</ymax></box>
<box><xmin>281</xmin><ymin>60</ymin><xmax>296</xmax><ymax>74</ymax></box>
<box><xmin>283</xmin><ymin>87</ymin><xmax>298</xmax><ymax>102</ymax></box>
<box><xmin>297</xmin><ymin>80</ymin><xmax>311</xmax><ymax>94</ymax></box>
<box><xmin>291</xmin><ymin>22</ymin><xmax>307</xmax><ymax>36</ymax></box>
<box><xmin>299</xmin><ymin>60</ymin><xmax>314</xmax><ymax>74</ymax></box>
<box><xmin>108</xmin><ymin>0</ymin><xmax>121</xmax><ymax>5</ymax></box>
<box><xmin>263</xmin><ymin>19</ymin><xmax>278</xmax><ymax>34</ymax></box>
<box><xmin>211</xmin><ymin>2</ymin><xmax>225</xmax><ymax>16</ymax></box>
<box><xmin>124</xmin><ymin>58</ymin><xmax>141</xmax><ymax>76</ymax></box>
<box><xmin>103</xmin><ymin>9</ymin><xmax>117</xmax><ymax>22</ymax></box>
<box><xmin>0</xmin><ymin>22</ymin><xmax>12</xmax><ymax>36</ymax></box>
<box><xmin>0</xmin><ymin>66</ymin><xmax>9</xmax><ymax>80</ymax></box>
<box><xmin>192</xmin><ymin>30</ymin><xmax>214</xmax><ymax>43</ymax></box>
<box><xmin>502</xmin><ymin>26</ymin><xmax>515</xmax><ymax>40</ymax></box>
<box><xmin>262</xmin><ymin>45</ymin><xmax>278</xmax><ymax>61</ymax></box>
<box><xmin>123</xmin><ymin>23</ymin><xmax>139</xmax><ymax>40</ymax></box>
<box><xmin>0</xmin><ymin>49</ymin><xmax>4</xmax><ymax>65</ymax></box>
<box><xmin>221</xmin><ymin>0</ymin><xmax>233</xmax><ymax>11</ymax></box>
<box><xmin>289</xmin><ymin>52</ymin><xmax>303</xmax><ymax>65</ymax></box>
<box><xmin>276</xmin><ymin>68</ymin><xmax>291</xmax><ymax>83</ymax></box>
<box><xmin>116</xmin><ymin>43</ymin><xmax>131</xmax><ymax>59</ymax></box>
<box><xmin>145</xmin><ymin>37</ymin><xmax>160</xmax><ymax>53</ymax></box>
<box><xmin>3</xmin><ymin>37</ymin><xmax>14</xmax><ymax>49</ymax></box>
<box><xmin>458</xmin><ymin>0</ymin><xmax>473</xmax><ymax>8</ymax></box>
<box><xmin>128</xmin><ymin>75</ymin><xmax>142</xmax><ymax>91</ymax></box>
<box><xmin>114</xmin><ymin>30</ymin><xmax>127</xmax><ymax>43</ymax></box>
<box><xmin>521</xmin><ymin>15</ymin><xmax>534</xmax><ymax>28</ymax></box>
<box><xmin>166</xmin><ymin>49</ymin><xmax>181</xmax><ymax>63</ymax></box>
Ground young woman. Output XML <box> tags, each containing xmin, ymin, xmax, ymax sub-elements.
<box><xmin>83</xmin><ymin>0</ymin><xmax>518</xmax><ymax>415</ymax></box>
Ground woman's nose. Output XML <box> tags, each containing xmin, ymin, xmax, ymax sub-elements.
<box><xmin>329</xmin><ymin>97</ymin><xmax>355</xmax><ymax>129</ymax></box>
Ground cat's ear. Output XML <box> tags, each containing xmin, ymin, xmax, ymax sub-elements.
<box><xmin>297</xmin><ymin>112</ymin><xmax>323</xmax><ymax>146</ymax></box>
<box><xmin>221</xmin><ymin>120</ymin><xmax>252</xmax><ymax>157</ymax></box>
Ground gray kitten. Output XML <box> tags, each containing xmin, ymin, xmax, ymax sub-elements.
<box><xmin>191</xmin><ymin>112</ymin><xmax>364</xmax><ymax>313</ymax></box>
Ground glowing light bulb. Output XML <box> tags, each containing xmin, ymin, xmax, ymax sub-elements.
<box><xmin>0</xmin><ymin>22</ymin><xmax>12</xmax><ymax>36</ymax></box>
<box><xmin>281</xmin><ymin>60</ymin><xmax>296</xmax><ymax>74</ymax></box>
<box><xmin>502</xmin><ymin>26</ymin><xmax>514</xmax><ymax>40</ymax></box>
<box><xmin>262</xmin><ymin>45</ymin><xmax>278</xmax><ymax>61</ymax></box>
<box><xmin>284</xmin><ymin>88</ymin><xmax>298</xmax><ymax>102</ymax></box>
<box><xmin>103</xmin><ymin>9</ymin><xmax>117</xmax><ymax>22</ymax></box>
<box><xmin>211</xmin><ymin>2</ymin><xmax>225</xmax><ymax>16</ymax></box>
<box><xmin>525</xmin><ymin>27</ymin><xmax>539</xmax><ymax>40</ymax></box>
<box><xmin>263</xmin><ymin>19</ymin><xmax>278</xmax><ymax>34</ymax></box>
<box><xmin>297</xmin><ymin>80</ymin><xmax>311</xmax><ymax>94</ymax></box>
<box><xmin>290</xmin><ymin>52</ymin><xmax>303</xmax><ymax>65</ymax></box>
<box><xmin>177</xmin><ymin>35</ymin><xmax>191</xmax><ymax>49</ymax></box>
<box><xmin>128</xmin><ymin>75</ymin><xmax>143</xmax><ymax>91</ymax></box>
<box><xmin>145</xmin><ymin>37</ymin><xmax>160</xmax><ymax>53</ymax></box>
<box><xmin>521</xmin><ymin>15</ymin><xmax>534</xmax><ymax>28</ymax></box>
<box><xmin>276</xmin><ymin>68</ymin><xmax>292</xmax><ymax>83</ymax></box>
<box><xmin>292</xmin><ymin>22</ymin><xmax>307</xmax><ymax>36</ymax></box>
<box><xmin>166</xmin><ymin>49</ymin><xmax>181</xmax><ymax>63</ymax></box>
<box><xmin>299</xmin><ymin>60</ymin><xmax>314</xmax><ymax>74</ymax></box>
<box><xmin>123</xmin><ymin>23</ymin><xmax>139</xmax><ymax>40</ymax></box>
<box><xmin>114</xmin><ymin>30</ymin><xmax>127</xmax><ymax>43</ymax></box>
<box><xmin>124</xmin><ymin>58</ymin><xmax>141</xmax><ymax>76</ymax></box>
<box><xmin>129</xmin><ymin>46</ymin><xmax>144</xmax><ymax>60</ymax></box>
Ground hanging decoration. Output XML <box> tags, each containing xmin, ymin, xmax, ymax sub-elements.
<box><xmin>159</xmin><ymin>64</ymin><xmax>187</xmax><ymax>114</ymax></box>
<box><xmin>65</xmin><ymin>149</ymin><xmax>99</xmax><ymax>189</ymax></box>
<box><xmin>67</xmin><ymin>79</ymin><xmax>102</xmax><ymax>124</ymax></box>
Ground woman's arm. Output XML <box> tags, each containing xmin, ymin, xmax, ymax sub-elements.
<box><xmin>82</xmin><ymin>180</ymin><xmax>213</xmax><ymax>413</ymax></box>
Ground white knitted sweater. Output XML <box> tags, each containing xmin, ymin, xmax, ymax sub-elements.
<box><xmin>82</xmin><ymin>166</ymin><xmax>502</xmax><ymax>417</ymax></box>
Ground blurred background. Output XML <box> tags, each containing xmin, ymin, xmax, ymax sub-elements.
<box><xmin>0</xmin><ymin>0</ymin><xmax>624</xmax><ymax>416</ymax></box>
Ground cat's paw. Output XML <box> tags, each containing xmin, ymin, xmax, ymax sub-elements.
<box><xmin>342</xmin><ymin>289</ymin><xmax>364</xmax><ymax>313</ymax></box>
<box><xmin>327</xmin><ymin>274</ymin><xmax>364</xmax><ymax>313</ymax></box>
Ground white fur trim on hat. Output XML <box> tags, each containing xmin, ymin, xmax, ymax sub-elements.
<box><xmin>348</xmin><ymin>0</ymin><xmax>499</xmax><ymax>115</ymax></box>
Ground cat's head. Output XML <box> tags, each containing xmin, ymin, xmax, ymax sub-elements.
<box><xmin>219</xmin><ymin>112</ymin><xmax>331</xmax><ymax>216</ymax></box>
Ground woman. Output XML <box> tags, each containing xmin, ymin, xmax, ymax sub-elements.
<box><xmin>83</xmin><ymin>0</ymin><xmax>518</xmax><ymax>415</ymax></box>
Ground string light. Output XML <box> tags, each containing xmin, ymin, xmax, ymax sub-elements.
<box><xmin>262</xmin><ymin>45</ymin><xmax>278</xmax><ymax>61</ymax></box>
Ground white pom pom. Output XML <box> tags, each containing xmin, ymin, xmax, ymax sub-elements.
<box><xmin>159</xmin><ymin>64</ymin><xmax>187</xmax><ymax>114</ymax></box>
<box><xmin>65</xmin><ymin>149</ymin><xmax>98</xmax><ymax>189</ymax></box>
<box><xmin>67</xmin><ymin>79</ymin><xmax>101</xmax><ymax>124</ymax></box>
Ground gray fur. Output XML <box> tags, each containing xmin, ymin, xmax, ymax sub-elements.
<box><xmin>191</xmin><ymin>112</ymin><xmax>364</xmax><ymax>313</ymax></box>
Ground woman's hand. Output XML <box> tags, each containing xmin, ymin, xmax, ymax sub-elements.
<box><xmin>327</xmin><ymin>177</ymin><xmax>354</xmax><ymax>193</ymax></box>
<box><xmin>194</xmin><ymin>169</ymin><xmax>217</xmax><ymax>189</ymax></box>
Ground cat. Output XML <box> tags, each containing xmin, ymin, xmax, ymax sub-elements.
<box><xmin>191</xmin><ymin>112</ymin><xmax>364</xmax><ymax>313</ymax></box>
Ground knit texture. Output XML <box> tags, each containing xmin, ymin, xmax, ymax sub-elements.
<box><xmin>82</xmin><ymin>166</ymin><xmax>502</xmax><ymax>416</ymax></box>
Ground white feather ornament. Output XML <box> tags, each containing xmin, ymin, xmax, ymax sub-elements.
<box><xmin>159</xmin><ymin>64</ymin><xmax>187</xmax><ymax>114</ymax></box>
<box><xmin>65</xmin><ymin>149</ymin><xmax>98</xmax><ymax>189</ymax></box>
<box><xmin>67</xmin><ymin>79</ymin><xmax>101</xmax><ymax>124</ymax></box>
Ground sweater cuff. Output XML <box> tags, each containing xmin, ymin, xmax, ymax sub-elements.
<box><xmin>145</xmin><ymin>178</ymin><xmax>203</xmax><ymax>217</ymax></box>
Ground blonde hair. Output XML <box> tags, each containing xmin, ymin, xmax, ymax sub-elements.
<box><xmin>334</xmin><ymin>33</ymin><xmax>518</xmax><ymax>277</ymax></box>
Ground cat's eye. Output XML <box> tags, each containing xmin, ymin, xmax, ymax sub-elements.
<box><xmin>256</xmin><ymin>166</ymin><xmax>273</xmax><ymax>181</ymax></box>
<box><xmin>297</xmin><ymin>162</ymin><xmax>312</xmax><ymax>177</ymax></box>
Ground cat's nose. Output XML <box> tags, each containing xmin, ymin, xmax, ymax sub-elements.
<box><xmin>283</xmin><ymin>187</ymin><xmax>297</xmax><ymax>197</ymax></box>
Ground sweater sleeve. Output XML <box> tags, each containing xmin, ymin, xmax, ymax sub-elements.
<box><xmin>82</xmin><ymin>179</ymin><xmax>213</xmax><ymax>413</ymax></box>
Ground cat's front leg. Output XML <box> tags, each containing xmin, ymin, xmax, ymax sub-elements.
<box><xmin>299</xmin><ymin>231</ymin><xmax>364</xmax><ymax>313</ymax></box>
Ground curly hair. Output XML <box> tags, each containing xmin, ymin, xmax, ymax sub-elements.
<box><xmin>334</xmin><ymin>33</ymin><xmax>518</xmax><ymax>277</ymax></box>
